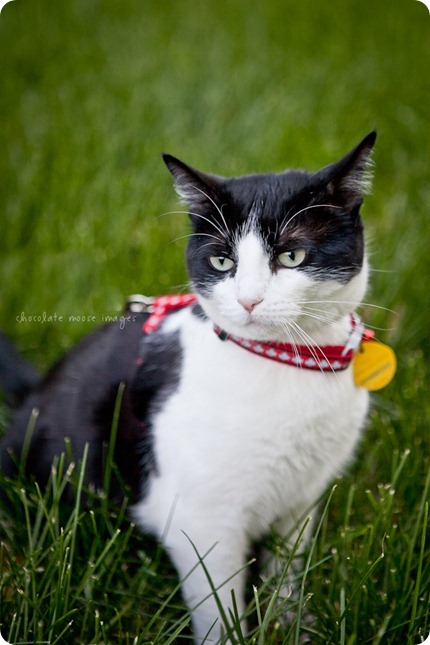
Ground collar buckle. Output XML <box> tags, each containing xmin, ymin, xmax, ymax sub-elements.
<box><xmin>124</xmin><ymin>294</ymin><xmax>155</xmax><ymax>314</ymax></box>
<box><xmin>341</xmin><ymin>313</ymin><xmax>365</xmax><ymax>356</ymax></box>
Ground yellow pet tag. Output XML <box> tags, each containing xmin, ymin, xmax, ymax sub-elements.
<box><xmin>353</xmin><ymin>341</ymin><xmax>397</xmax><ymax>391</ymax></box>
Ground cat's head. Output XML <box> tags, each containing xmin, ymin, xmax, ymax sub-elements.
<box><xmin>163</xmin><ymin>132</ymin><xmax>376</xmax><ymax>342</ymax></box>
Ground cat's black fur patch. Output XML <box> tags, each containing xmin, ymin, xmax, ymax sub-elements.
<box><xmin>0</xmin><ymin>313</ymin><xmax>186</xmax><ymax>502</ymax></box>
<box><xmin>0</xmin><ymin>316</ymin><xmax>150</xmax><ymax>501</ymax></box>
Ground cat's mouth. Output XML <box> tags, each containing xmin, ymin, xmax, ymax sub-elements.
<box><xmin>241</xmin><ymin>311</ymin><xmax>255</xmax><ymax>325</ymax></box>
<box><xmin>236</xmin><ymin>307</ymin><xmax>263</xmax><ymax>327</ymax></box>
<box><xmin>231</xmin><ymin>308</ymin><xmax>282</xmax><ymax>339</ymax></box>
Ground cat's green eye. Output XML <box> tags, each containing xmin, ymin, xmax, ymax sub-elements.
<box><xmin>278</xmin><ymin>249</ymin><xmax>306</xmax><ymax>268</ymax></box>
<box><xmin>209</xmin><ymin>256</ymin><xmax>235</xmax><ymax>272</ymax></box>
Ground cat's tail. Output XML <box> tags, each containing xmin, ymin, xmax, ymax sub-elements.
<box><xmin>0</xmin><ymin>333</ymin><xmax>41</xmax><ymax>408</ymax></box>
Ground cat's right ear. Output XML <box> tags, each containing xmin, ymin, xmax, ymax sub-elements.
<box><xmin>162</xmin><ymin>154</ymin><xmax>223</xmax><ymax>211</ymax></box>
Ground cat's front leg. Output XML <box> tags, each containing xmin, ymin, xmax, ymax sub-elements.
<box><xmin>164</xmin><ymin>523</ymin><xmax>249</xmax><ymax>644</ymax></box>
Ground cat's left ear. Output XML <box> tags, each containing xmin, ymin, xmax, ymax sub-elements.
<box><xmin>162</xmin><ymin>153</ymin><xmax>223</xmax><ymax>210</ymax></box>
<box><xmin>315</xmin><ymin>131</ymin><xmax>377</xmax><ymax>210</ymax></box>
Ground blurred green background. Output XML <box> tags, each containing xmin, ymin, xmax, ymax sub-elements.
<box><xmin>0</xmin><ymin>1</ymin><xmax>429</xmax><ymax>642</ymax></box>
<box><xmin>1</xmin><ymin>0</ymin><xmax>429</xmax><ymax>365</ymax></box>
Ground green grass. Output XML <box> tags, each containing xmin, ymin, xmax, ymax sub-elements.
<box><xmin>0</xmin><ymin>0</ymin><xmax>429</xmax><ymax>642</ymax></box>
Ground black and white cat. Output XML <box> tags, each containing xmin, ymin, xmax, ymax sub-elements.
<box><xmin>0</xmin><ymin>132</ymin><xmax>376</xmax><ymax>643</ymax></box>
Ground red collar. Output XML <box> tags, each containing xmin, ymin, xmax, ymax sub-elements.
<box><xmin>213</xmin><ymin>323</ymin><xmax>371</xmax><ymax>371</ymax></box>
<box><xmin>142</xmin><ymin>294</ymin><xmax>372</xmax><ymax>372</ymax></box>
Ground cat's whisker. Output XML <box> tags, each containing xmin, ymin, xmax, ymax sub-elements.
<box><xmin>287</xmin><ymin>320</ymin><xmax>322</xmax><ymax>359</ymax></box>
<box><xmin>357</xmin><ymin>323</ymin><xmax>396</xmax><ymax>332</ymax></box>
<box><xmin>296</xmin><ymin>299</ymin><xmax>397</xmax><ymax>315</ymax></box>
<box><xmin>197</xmin><ymin>241</ymin><xmax>222</xmax><ymax>253</ymax></box>
<box><xmin>283</xmin><ymin>321</ymin><xmax>321</xmax><ymax>376</ymax></box>
<box><xmin>300</xmin><ymin>310</ymin><xmax>346</xmax><ymax>331</ymax></box>
<box><xmin>188</xmin><ymin>211</ymin><xmax>229</xmax><ymax>239</ymax></box>
<box><xmin>158</xmin><ymin>208</ymin><xmax>228</xmax><ymax>239</ymax></box>
<box><xmin>170</xmin><ymin>283</ymin><xmax>194</xmax><ymax>294</ymax></box>
<box><xmin>300</xmin><ymin>305</ymin><xmax>343</xmax><ymax>320</ymax></box>
<box><xmin>288</xmin><ymin>320</ymin><xmax>340</xmax><ymax>381</ymax></box>
<box><xmin>289</xmin><ymin>319</ymin><xmax>333</xmax><ymax>371</ymax></box>
<box><xmin>279</xmin><ymin>203</ymin><xmax>342</xmax><ymax>235</ymax></box>
<box><xmin>282</xmin><ymin>318</ymin><xmax>327</xmax><ymax>381</ymax></box>
<box><xmin>299</xmin><ymin>306</ymin><xmax>350</xmax><ymax>329</ymax></box>
<box><xmin>192</xmin><ymin>186</ymin><xmax>231</xmax><ymax>238</ymax></box>
<box><xmin>169</xmin><ymin>233</ymin><xmax>221</xmax><ymax>245</ymax></box>
<box><xmin>280</xmin><ymin>319</ymin><xmax>310</xmax><ymax>359</ymax></box>
<box><xmin>279</xmin><ymin>320</ymin><xmax>302</xmax><ymax>365</ymax></box>
<box><xmin>301</xmin><ymin>307</ymin><xmax>395</xmax><ymax>333</ymax></box>
<box><xmin>156</xmin><ymin>209</ymin><xmax>191</xmax><ymax>219</ymax></box>
<box><xmin>367</xmin><ymin>268</ymin><xmax>396</xmax><ymax>274</ymax></box>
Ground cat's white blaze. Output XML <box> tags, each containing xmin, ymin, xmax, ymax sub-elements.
<box><xmin>132</xmin><ymin>301</ymin><xmax>369</xmax><ymax>643</ymax></box>
<box><xmin>234</xmin><ymin>232</ymin><xmax>271</xmax><ymax>311</ymax></box>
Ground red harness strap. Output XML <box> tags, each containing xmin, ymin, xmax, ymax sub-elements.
<box><xmin>142</xmin><ymin>293</ymin><xmax>197</xmax><ymax>333</ymax></box>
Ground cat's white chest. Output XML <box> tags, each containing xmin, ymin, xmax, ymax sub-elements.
<box><xmin>134</xmin><ymin>310</ymin><xmax>369</xmax><ymax>542</ymax></box>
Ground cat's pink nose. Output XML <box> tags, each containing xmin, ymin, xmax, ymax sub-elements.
<box><xmin>238</xmin><ymin>297</ymin><xmax>262</xmax><ymax>313</ymax></box>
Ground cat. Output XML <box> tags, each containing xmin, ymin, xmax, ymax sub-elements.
<box><xmin>0</xmin><ymin>132</ymin><xmax>377</xmax><ymax>643</ymax></box>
